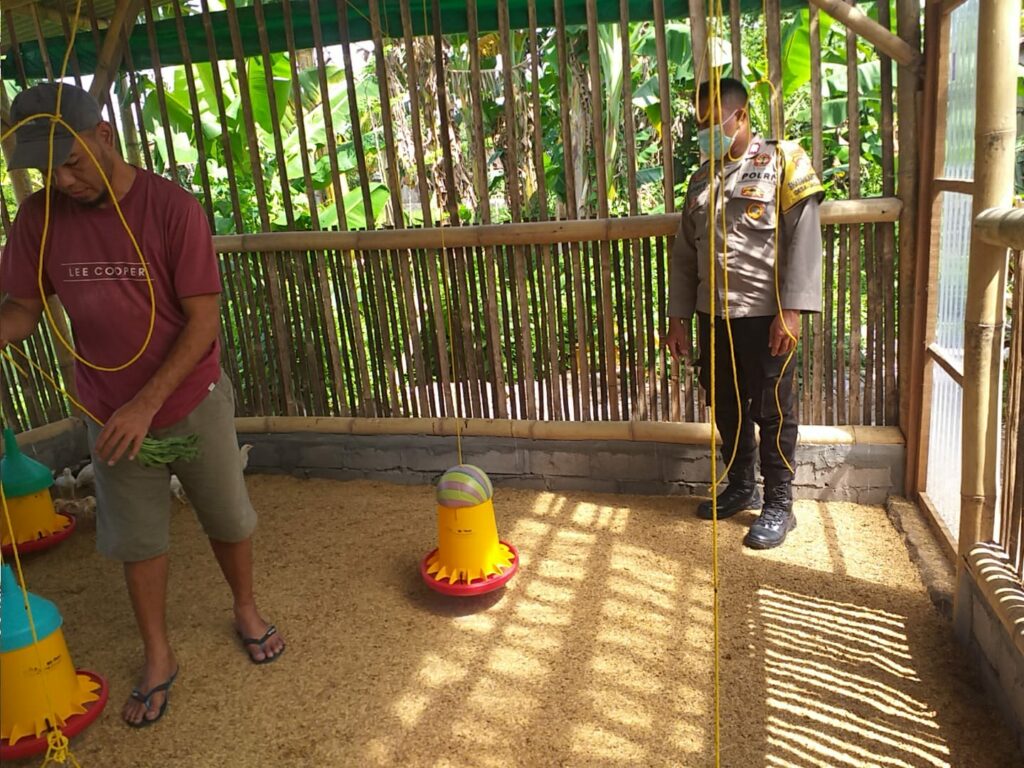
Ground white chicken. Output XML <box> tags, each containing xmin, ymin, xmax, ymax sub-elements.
<box><xmin>54</xmin><ymin>467</ymin><xmax>76</xmax><ymax>500</ymax></box>
<box><xmin>169</xmin><ymin>474</ymin><xmax>188</xmax><ymax>505</ymax></box>
<box><xmin>239</xmin><ymin>443</ymin><xmax>253</xmax><ymax>471</ymax></box>
<box><xmin>75</xmin><ymin>462</ymin><xmax>95</xmax><ymax>491</ymax></box>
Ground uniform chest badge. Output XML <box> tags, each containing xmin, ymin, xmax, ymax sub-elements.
<box><xmin>746</xmin><ymin>202</ymin><xmax>766</xmax><ymax>220</ymax></box>
<box><xmin>753</xmin><ymin>153</ymin><xmax>772</xmax><ymax>167</ymax></box>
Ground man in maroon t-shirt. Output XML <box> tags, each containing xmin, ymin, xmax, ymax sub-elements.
<box><xmin>0</xmin><ymin>83</ymin><xmax>285</xmax><ymax>727</ymax></box>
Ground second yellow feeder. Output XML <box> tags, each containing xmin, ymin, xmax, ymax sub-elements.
<box><xmin>0</xmin><ymin>428</ymin><xmax>76</xmax><ymax>556</ymax></box>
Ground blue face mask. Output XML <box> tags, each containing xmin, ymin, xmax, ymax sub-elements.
<box><xmin>697</xmin><ymin>110</ymin><xmax>741</xmax><ymax>161</ymax></box>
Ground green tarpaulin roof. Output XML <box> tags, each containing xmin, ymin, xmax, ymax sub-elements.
<box><xmin>3</xmin><ymin>0</ymin><xmax>803</xmax><ymax>81</ymax></box>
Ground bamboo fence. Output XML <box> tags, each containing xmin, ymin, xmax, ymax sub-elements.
<box><xmin>1001</xmin><ymin>248</ymin><xmax>1022</xmax><ymax>582</ymax></box>
<box><xmin>1</xmin><ymin>0</ymin><xmax>909</xmax><ymax>433</ymax></box>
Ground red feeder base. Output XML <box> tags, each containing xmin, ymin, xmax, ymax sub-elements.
<box><xmin>0</xmin><ymin>669</ymin><xmax>109</xmax><ymax>762</ymax></box>
<box><xmin>0</xmin><ymin>512</ymin><xmax>76</xmax><ymax>559</ymax></box>
<box><xmin>420</xmin><ymin>540</ymin><xmax>520</xmax><ymax>597</ymax></box>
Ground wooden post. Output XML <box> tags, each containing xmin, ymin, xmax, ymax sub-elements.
<box><xmin>898</xmin><ymin>0</ymin><xmax>924</xmax><ymax>493</ymax></box>
<box><xmin>958</xmin><ymin>0</ymin><xmax>1017</xmax><ymax>558</ymax></box>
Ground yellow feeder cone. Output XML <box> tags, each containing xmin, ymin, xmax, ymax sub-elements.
<box><xmin>0</xmin><ymin>428</ymin><xmax>75</xmax><ymax>555</ymax></box>
<box><xmin>426</xmin><ymin>500</ymin><xmax>516</xmax><ymax>583</ymax></box>
<box><xmin>421</xmin><ymin>465</ymin><xmax>519</xmax><ymax>597</ymax></box>
<box><xmin>0</xmin><ymin>564</ymin><xmax>105</xmax><ymax>752</ymax></box>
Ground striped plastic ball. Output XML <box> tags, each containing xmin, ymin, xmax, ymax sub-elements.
<box><xmin>436</xmin><ymin>464</ymin><xmax>494</xmax><ymax>508</ymax></box>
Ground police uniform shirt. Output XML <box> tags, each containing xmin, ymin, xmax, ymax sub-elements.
<box><xmin>668</xmin><ymin>135</ymin><xmax>825</xmax><ymax>320</ymax></box>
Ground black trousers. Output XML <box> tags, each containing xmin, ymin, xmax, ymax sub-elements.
<box><xmin>696</xmin><ymin>312</ymin><xmax>798</xmax><ymax>488</ymax></box>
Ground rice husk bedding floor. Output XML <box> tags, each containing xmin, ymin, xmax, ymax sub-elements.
<box><xmin>6</xmin><ymin>475</ymin><xmax>1022</xmax><ymax>768</ymax></box>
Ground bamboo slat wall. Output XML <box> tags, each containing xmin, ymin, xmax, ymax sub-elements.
<box><xmin>1000</xmin><ymin>249</ymin><xmax>1022</xmax><ymax>582</ymax></box>
<box><xmin>1</xmin><ymin>0</ymin><xmax>910</xmax><ymax>432</ymax></box>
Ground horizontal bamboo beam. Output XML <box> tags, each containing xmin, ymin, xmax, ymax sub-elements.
<box><xmin>975</xmin><ymin>207</ymin><xmax>1024</xmax><ymax>251</ymax></box>
<box><xmin>932</xmin><ymin>177</ymin><xmax>974</xmax><ymax>196</ymax></box>
<box><xmin>233</xmin><ymin>415</ymin><xmax>902</xmax><ymax>447</ymax></box>
<box><xmin>213</xmin><ymin>198</ymin><xmax>902</xmax><ymax>254</ymax></box>
<box><xmin>11</xmin><ymin>414</ymin><xmax>903</xmax><ymax>450</ymax></box>
<box><xmin>807</xmin><ymin>0</ymin><xmax>921</xmax><ymax>68</ymax></box>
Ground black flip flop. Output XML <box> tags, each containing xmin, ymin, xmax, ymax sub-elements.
<box><xmin>238</xmin><ymin>624</ymin><xmax>285</xmax><ymax>665</ymax></box>
<box><xmin>126</xmin><ymin>668</ymin><xmax>178</xmax><ymax>728</ymax></box>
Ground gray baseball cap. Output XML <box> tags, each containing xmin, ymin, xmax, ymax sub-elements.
<box><xmin>8</xmin><ymin>82</ymin><xmax>102</xmax><ymax>170</ymax></box>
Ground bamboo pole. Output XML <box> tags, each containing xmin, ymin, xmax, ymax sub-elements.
<box><xmin>531</xmin><ymin>0</ymin><xmax>562</xmax><ymax>420</ymax></box>
<box><xmin>28</xmin><ymin>4</ymin><xmax>54</xmax><ymax>80</ymax></box>
<box><xmin>281</xmin><ymin>0</ymin><xmax>350</xmax><ymax>415</ymax></box>
<box><xmin>689</xmin><ymin>0</ymin><xmax>708</xmax><ymax>85</ymax></box>
<box><xmin>233</xmin><ymin>414</ymin><xmax>874</xmax><ymax>445</ymax></box>
<box><xmin>224</xmin><ymin>0</ymin><xmax>297</xmax><ymax>415</ymax></box>
<box><xmin>846</xmin><ymin>23</ymin><xmax>861</xmax><ymax>426</ymax></box>
<box><xmin>398</xmin><ymin>3</ymin><xmax>431</xmax><ymax>226</ymax></box>
<box><xmin>119</xmin><ymin>24</ymin><xmax>154</xmax><ymax>172</ymax></box>
<box><xmin>211</xmin><ymin>199</ymin><xmax>902</xmax><ymax>253</ymax></box>
<box><xmin>55</xmin><ymin>2</ymin><xmax>84</xmax><ymax>88</ymax></box>
<box><xmin>430</xmin><ymin>0</ymin><xmax>460</xmax><ymax>224</ymax></box>
<box><xmin>878</xmin><ymin>0</ymin><xmax>897</xmax><ymax>426</ymax></box>
<box><xmin>4</xmin><ymin>11</ymin><xmax>29</xmax><ymax>87</ymax></box>
<box><xmin>553</xmin><ymin>0</ymin><xmax>578</xmax><ymax>217</ymax></box>
<box><xmin>252</xmin><ymin>0</ymin><xmax>297</xmax><ymax>228</ymax></box>
<box><xmin>653</xmin><ymin>0</ymin><xmax>674</xmax><ymax>214</ymax></box>
<box><xmin>837</xmin><ymin>224</ymin><xmax>848</xmax><ymax>424</ymax></box>
<box><xmin>368</xmin><ymin>0</ymin><xmax>406</xmax><ymax>227</ymax></box>
<box><xmin>895</xmin><ymin>0</ymin><xmax>921</xmax><ymax>439</ymax></box>
<box><xmin>554</xmin><ymin>0</ymin><xmax>589</xmax><ymax>416</ymax></box>
<box><xmin>807</xmin><ymin>0</ymin><xmax>921</xmax><ymax>68</ymax></box>
<box><xmin>335</xmin><ymin>0</ymin><xmax>376</xmax><ymax>416</ymax></box>
<box><xmin>586</xmin><ymin>0</ymin><xmax>618</xmax><ymax>419</ymax></box>
<box><xmin>907</xmin><ymin>0</ymin><xmax>945</xmax><ymax>496</ymax></box>
<box><xmin>1001</xmin><ymin>249</ymin><xmax>1023</xmax><ymax>571</ymax></box>
<box><xmin>462</xmin><ymin>0</ymin><xmax>500</xmax><ymax>417</ymax></box>
<box><xmin>810</xmin><ymin>6</ymin><xmax>824</xmax><ymax>423</ymax></box>
<box><xmin>499</xmin><ymin>0</ymin><xmax>536</xmax><ymax>419</ymax></box>
<box><xmin>764</xmin><ymin>0</ymin><xmax>783</xmax><ymax>139</ymax></box>
<box><xmin>621</xmin><ymin>0</ymin><xmax>647</xmax><ymax>420</ymax></box>
<box><xmin>142</xmin><ymin>0</ymin><xmax>178</xmax><ymax>178</ymax></box>
<box><xmin>89</xmin><ymin>0</ymin><xmax>143</xmax><ymax>99</ymax></box>
<box><xmin>170</xmin><ymin>0</ymin><xmax>215</xmax><ymax>223</ymax></box>
<box><xmin>958</xmin><ymin>0</ymin><xmax>1017</xmax><ymax>559</ymax></box>
<box><xmin>823</xmin><ymin>225</ymin><xmax>831</xmax><ymax>423</ymax></box>
<box><xmin>729</xmin><ymin>0</ymin><xmax>742</xmax><ymax>73</ymax></box>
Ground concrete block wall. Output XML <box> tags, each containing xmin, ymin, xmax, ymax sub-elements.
<box><xmin>955</xmin><ymin>571</ymin><xmax>1024</xmax><ymax>756</ymax></box>
<box><xmin>3</xmin><ymin>418</ymin><xmax>903</xmax><ymax>504</ymax></box>
<box><xmin>238</xmin><ymin>431</ymin><xmax>904</xmax><ymax>504</ymax></box>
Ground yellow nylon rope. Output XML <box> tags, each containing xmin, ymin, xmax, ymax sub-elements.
<box><xmin>699</xmin><ymin>3</ymin><xmax>801</xmax><ymax>763</ymax></box>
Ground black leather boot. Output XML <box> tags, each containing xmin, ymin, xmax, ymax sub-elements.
<box><xmin>697</xmin><ymin>469</ymin><xmax>761</xmax><ymax>520</ymax></box>
<box><xmin>744</xmin><ymin>483</ymin><xmax>796</xmax><ymax>549</ymax></box>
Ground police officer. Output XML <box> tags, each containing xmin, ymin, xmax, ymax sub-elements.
<box><xmin>666</xmin><ymin>77</ymin><xmax>824</xmax><ymax>549</ymax></box>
